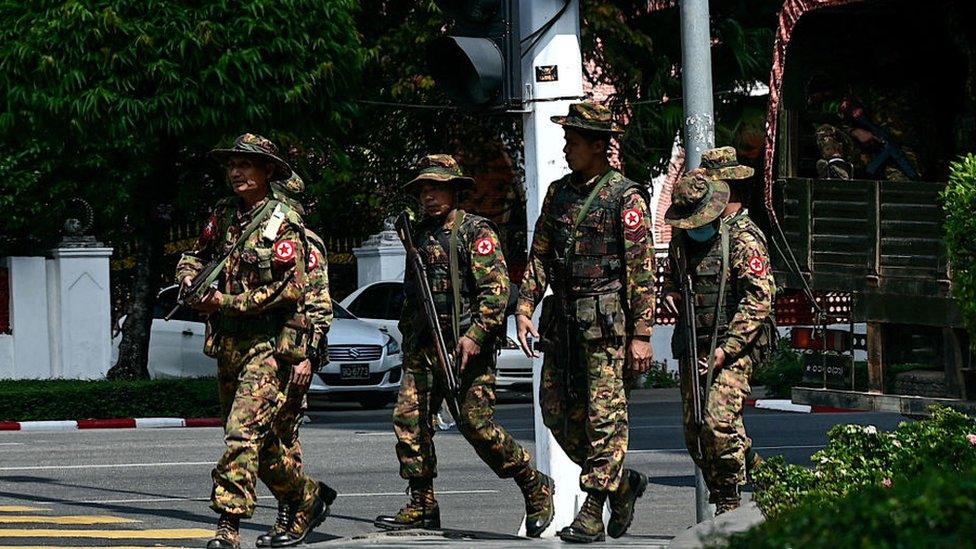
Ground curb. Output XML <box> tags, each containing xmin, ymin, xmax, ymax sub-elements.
<box><xmin>746</xmin><ymin>398</ymin><xmax>858</xmax><ymax>414</ymax></box>
<box><xmin>0</xmin><ymin>417</ymin><xmax>222</xmax><ymax>432</ymax></box>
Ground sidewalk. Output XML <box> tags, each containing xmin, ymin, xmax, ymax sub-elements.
<box><xmin>310</xmin><ymin>529</ymin><xmax>671</xmax><ymax>547</ymax></box>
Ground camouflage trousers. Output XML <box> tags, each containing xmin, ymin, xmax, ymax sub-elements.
<box><xmin>815</xmin><ymin>123</ymin><xmax>920</xmax><ymax>181</ymax></box>
<box><xmin>679</xmin><ymin>351</ymin><xmax>754</xmax><ymax>500</ymax></box>
<box><xmin>212</xmin><ymin>335</ymin><xmax>317</xmax><ymax>517</ymax></box>
<box><xmin>540</xmin><ymin>337</ymin><xmax>628</xmax><ymax>493</ymax></box>
<box><xmin>394</xmin><ymin>346</ymin><xmax>532</xmax><ymax>480</ymax></box>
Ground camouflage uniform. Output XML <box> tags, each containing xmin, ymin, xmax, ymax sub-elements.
<box><xmin>664</xmin><ymin>148</ymin><xmax>776</xmax><ymax>510</ymax></box>
<box><xmin>813</xmin><ymin>86</ymin><xmax>923</xmax><ymax>181</ymax></box>
<box><xmin>176</xmin><ymin>135</ymin><xmax>318</xmax><ymax>521</ymax></box>
<box><xmin>517</xmin><ymin>104</ymin><xmax>656</xmax><ymax>495</ymax></box>
<box><xmin>378</xmin><ymin>155</ymin><xmax>552</xmax><ymax>537</ymax></box>
<box><xmin>395</xmin><ymin>211</ymin><xmax>531</xmax><ymax>479</ymax></box>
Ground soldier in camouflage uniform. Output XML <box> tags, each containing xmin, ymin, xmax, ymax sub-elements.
<box><xmin>255</xmin><ymin>174</ymin><xmax>338</xmax><ymax>548</ymax></box>
<box><xmin>663</xmin><ymin>147</ymin><xmax>776</xmax><ymax>515</ymax></box>
<box><xmin>515</xmin><ymin>103</ymin><xmax>656</xmax><ymax>543</ymax></box>
<box><xmin>807</xmin><ymin>75</ymin><xmax>923</xmax><ymax>181</ymax></box>
<box><xmin>176</xmin><ymin>135</ymin><xmax>331</xmax><ymax>549</ymax></box>
<box><xmin>374</xmin><ymin>155</ymin><xmax>554</xmax><ymax>537</ymax></box>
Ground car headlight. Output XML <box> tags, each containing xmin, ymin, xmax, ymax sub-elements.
<box><xmin>386</xmin><ymin>335</ymin><xmax>401</xmax><ymax>355</ymax></box>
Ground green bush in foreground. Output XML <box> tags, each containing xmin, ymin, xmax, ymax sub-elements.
<box><xmin>728</xmin><ymin>464</ymin><xmax>976</xmax><ymax>548</ymax></box>
<box><xmin>752</xmin><ymin>406</ymin><xmax>976</xmax><ymax>519</ymax></box>
<box><xmin>943</xmin><ymin>153</ymin><xmax>976</xmax><ymax>343</ymax></box>
<box><xmin>0</xmin><ymin>379</ymin><xmax>219</xmax><ymax>421</ymax></box>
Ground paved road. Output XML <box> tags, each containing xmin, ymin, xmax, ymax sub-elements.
<box><xmin>0</xmin><ymin>389</ymin><xmax>903</xmax><ymax>547</ymax></box>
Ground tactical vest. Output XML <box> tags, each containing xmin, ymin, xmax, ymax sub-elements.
<box><xmin>411</xmin><ymin>212</ymin><xmax>487</xmax><ymax>343</ymax></box>
<box><xmin>546</xmin><ymin>171</ymin><xmax>645</xmax><ymax>297</ymax></box>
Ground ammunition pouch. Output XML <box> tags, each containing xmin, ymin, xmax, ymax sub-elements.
<box><xmin>574</xmin><ymin>292</ymin><xmax>627</xmax><ymax>341</ymax></box>
<box><xmin>274</xmin><ymin>314</ymin><xmax>312</xmax><ymax>366</ymax></box>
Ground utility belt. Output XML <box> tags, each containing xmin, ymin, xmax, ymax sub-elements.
<box><xmin>214</xmin><ymin>314</ymin><xmax>287</xmax><ymax>335</ymax></box>
<box><xmin>207</xmin><ymin>312</ymin><xmax>311</xmax><ymax>366</ymax></box>
<box><xmin>538</xmin><ymin>288</ymin><xmax>627</xmax><ymax>347</ymax></box>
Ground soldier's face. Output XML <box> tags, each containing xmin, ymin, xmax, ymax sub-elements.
<box><xmin>226</xmin><ymin>155</ymin><xmax>273</xmax><ymax>197</ymax></box>
<box><xmin>563</xmin><ymin>130</ymin><xmax>607</xmax><ymax>173</ymax></box>
<box><xmin>418</xmin><ymin>182</ymin><xmax>456</xmax><ymax>218</ymax></box>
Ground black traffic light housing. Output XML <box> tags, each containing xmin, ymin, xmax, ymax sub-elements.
<box><xmin>432</xmin><ymin>1</ymin><xmax>521</xmax><ymax>109</ymax></box>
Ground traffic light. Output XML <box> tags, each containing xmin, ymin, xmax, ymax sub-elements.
<box><xmin>432</xmin><ymin>1</ymin><xmax>521</xmax><ymax>109</ymax></box>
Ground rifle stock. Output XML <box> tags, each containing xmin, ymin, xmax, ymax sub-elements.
<box><xmin>393</xmin><ymin>212</ymin><xmax>464</xmax><ymax>424</ymax></box>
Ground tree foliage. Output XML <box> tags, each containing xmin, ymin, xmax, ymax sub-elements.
<box><xmin>944</xmin><ymin>154</ymin><xmax>976</xmax><ymax>342</ymax></box>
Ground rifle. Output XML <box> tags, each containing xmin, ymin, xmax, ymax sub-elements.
<box><xmin>393</xmin><ymin>212</ymin><xmax>463</xmax><ymax>424</ymax></box>
<box><xmin>839</xmin><ymin>97</ymin><xmax>920</xmax><ymax>179</ymax></box>
<box><xmin>676</xmin><ymin>248</ymin><xmax>704</xmax><ymax>461</ymax></box>
<box><xmin>165</xmin><ymin>257</ymin><xmax>224</xmax><ymax>321</ymax></box>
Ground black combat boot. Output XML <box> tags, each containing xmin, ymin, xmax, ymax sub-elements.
<box><xmin>607</xmin><ymin>468</ymin><xmax>648</xmax><ymax>538</ymax></box>
<box><xmin>712</xmin><ymin>487</ymin><xmax>741</xmax><ymax>516</ymax></box>
<box><xmin>558</xmin><ymin>491</ymin><xmax>607</xmax><ymax>544</ymax></box>
<box><xmin>256</xmin><ymin>502</ymin><xmax>293</xmax><ymax>547</ymax></box>
<box><xmin>269</xmin><ymin>482</ymin><xmax>337</xmax><ymax>547</ymax></box>
<box><xmin>514</xmin><ymin>467</ymin><xmax>554</xmax><ymax>538</ymax></box>
<box><xmin>206</xmin><ymin>513</ymin><xmax>240</xmax><ymax>549</ymax></box>
<box><xmin>373</xmin><ymin>478</ymin><xmax>441</xmax><ymax>530</ymax></box>
<box><xmin>745</xmin><ymin>448</ymin><xmax>764</xmax><ymax>484</ymax></box>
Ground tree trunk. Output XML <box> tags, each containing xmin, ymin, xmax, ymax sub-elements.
<box><xmin>107</xmin><ymin>230</ymin><xmax>155</xmax><ymax>380</ymax></box>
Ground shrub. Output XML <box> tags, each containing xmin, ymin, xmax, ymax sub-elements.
<box><xmin>642</xmin><ymin>362</ymin><xmax>679</xmax><ymax>389</ymax></box>
<box><xmin>943</xmin><ymin>154</ymin><xmax>976</xmax><ymax>343</ymax></box>
<box><xmin>752</xmin><ymin>405</ymin><xmax>976</xmax><ymax>519</ymax></box>
<box><xmin>751</xmin><ymin>340</ymin><xmax>803</xmax><ymax>398</ymax></box>
<box><xmin>0</xmin><ymin>378</ymin><xmax>220</xmax><ymax>421</ymax></box>
<box><xmin>728</xmin><ymin>464</ymin><xmax>976</xmax><ymax>548</ymax></box>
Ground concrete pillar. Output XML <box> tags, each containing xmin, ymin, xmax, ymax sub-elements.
<box><xmin>352</xmin><ymin>222</ymin><xmax>406</xmax><ymax>287</ymax></box>
<box><xmin>3</xmin><ymin>257</ymin><xmax>52</xmax><ymax>379</ymax></box>
<box><xmin>48</xmin><ymin>246</ymin><xmax>113</xmax><ymax>379</ymax></box>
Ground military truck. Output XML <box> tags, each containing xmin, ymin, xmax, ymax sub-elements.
<box><xmin>761</xmin><ymin>0</ymin><xmax>975</xmax><ymax>414</ymax></box>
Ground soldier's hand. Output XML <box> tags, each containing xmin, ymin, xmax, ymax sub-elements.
<box><xmin>456</xmin><ymin>336</ymin><xmax>481</xmax><ymax>373</ymax></box>
<box><xmin>627</xmin><ymin>338</ymin><xmax>653</xmax><ymax>374</ymax></box>
<box><xmin>698</xmin><ymin>348</ymin><xmax>726</xmax><ymax>375</ymax></box>
<box><xmin>291</xmin><ymin>359</ymin><xmax>312</xmax><ymax>388</ymax></box>
<box><xmin>516</xmin><ymin>314</ymin><xmax>539</xmax><ymax>358</ymax></box>
<box><xmin>181</xmin><ymin>276</ymin><xmax>194</xmax><ymax>289</ymax></box>
<box><xmin>192</xmin><ymin>289</ymin><xmax>223</xmax><ymax>314</ymax></box>
<box><xmin>664</xmin><ymin>293</ymin><xmax>680</xmax><ymax>316</ymax></box>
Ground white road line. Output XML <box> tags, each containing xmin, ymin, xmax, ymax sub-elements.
<box><xmin>0</xmin><ymin>443</ymin><xmax>24</xmax><ymax>446</ymax></box>
<box><xmin>0</xmin><ymin>461</ymin><xmax>212</xmax><ymax>472</ymax></box>
<box><xmin>70</xmin><ymin>490</ymin><xmax>498</xmax><ymax>505</ymax></box>
<box><xmin>629</xmin><ymin>444</ymin><xmax>824</xmax><ymax>454</ymax></box>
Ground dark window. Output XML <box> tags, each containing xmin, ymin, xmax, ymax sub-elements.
<box><xmin>347</xmin><ymin>283</ymin><xmax>395</xmax><ymax>320</ymax></box>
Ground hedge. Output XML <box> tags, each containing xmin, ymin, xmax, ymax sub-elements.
<box><xmin>0</xmin><ymin>379</ymin><xmax>220</xmax><ymax>421</ymax></box>
<box><xmin>943</xmin><ymin>153</ymin><xmax>976</xmax><ymax>342</ymax></box>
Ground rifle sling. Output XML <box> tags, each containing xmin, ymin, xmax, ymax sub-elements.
<box><xmin>196</xmin><ymin>200</ymin><xmax>281</xmax><ymax>292</ymax></box>
<box><xmin>431</xmin><ymin>212</ymin><xmax>465</xmax><ymax>346</ymax></box>
<box><xmin>704</xmin><ymin>219</ymin><xmax>731</xmax><ymax>399</ymax></box>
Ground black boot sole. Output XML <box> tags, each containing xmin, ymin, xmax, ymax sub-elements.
<box><xmin>607</xmin><ymin>471</ymin><xmax>648</xmax><ymax>539</ymax></box>
<box><xmin>524</xmin><ymin>475</ymin><xmax>555</xmax><ymax>538</ymax></box>
<box><xmin>373</xmin><ymin>515</ymin><xmax>441</xmax><ymax>531</ymax></box>
<box><xmin>558</xmin><ymin>527</ymin><xmax>606</xmax><ymax>544</ymax></box>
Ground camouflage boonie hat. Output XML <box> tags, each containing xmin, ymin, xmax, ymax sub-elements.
<box><xmin>687</xmin><ymin>146</ymin><xmax>755</xmax><ymax>182</ymax></box>
<box><xmin>211</xmin><ymin>133</ymin><xmax>292</xmax><ymax>182</ymax></box>
<box><xmin>273</xmin><ymin>173</ymin><xmax>305</xmax><ymax>198</ymax></box>
<box><xmin>550</xmin><ymin>102</ymin><xmax>624</xmax><ymax>134</ymax></box>
<box><xmin>665</xmin><ymin>173</ymin><xmax>730</xmax><ymax>229</ymax></box>
<box><xmin>403</xmin><ymin>154</ymin><xmax>475</xmax><ymax>194</ymax></box>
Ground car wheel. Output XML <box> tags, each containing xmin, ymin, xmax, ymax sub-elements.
<box><xmin>358</xmin><ymin>394</ymin><xmax>394</xmax><ymax>410</ymax></box>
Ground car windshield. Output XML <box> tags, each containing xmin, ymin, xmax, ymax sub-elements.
<box><xmin>334</xmin><ymin>303</ymin><xmax>355</xmax><ymax>319</ymax></box>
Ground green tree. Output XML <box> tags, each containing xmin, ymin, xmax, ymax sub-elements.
<box><xmin>0</xmin><ymin>0</ymin><xmax>365</xmax><ymax>378</ymax></box>
<box><xmin>944</xmin><ymin>154</ymin><xmax>976</xmax><ymax>343</ymax></box>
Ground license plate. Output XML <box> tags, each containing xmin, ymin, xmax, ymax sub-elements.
<box><xmin>340</xmin><ymin>364</ymin><xmax>370</xmax><ymax>380</ymax></box>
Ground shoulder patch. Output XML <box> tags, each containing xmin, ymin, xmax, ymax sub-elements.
<box><xmin>748</xmin><ymin>255</ymin><xmax>767</xmax><ymax>276</ymax></box>
<box><xmin>474</xmin><ymin>237</ymin><xmax>495</xmax><ymax>256</ymax></box>
<box><xmin>308</xmin><ymin>249</ymin><xmax>320</xmax><ymax>270</ymax></box>
<box><xmin>274</xmin><ymin>240</ymin><xmax>297</xmax><ymax>263</ymax></box>
<box><xmin>622</xmin><ymin>208</ymin><xmax>643</xmax><ymax>230</ymax></box>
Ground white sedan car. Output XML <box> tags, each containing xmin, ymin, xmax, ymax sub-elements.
<box><xmin>114</xmin><ymin>286</ymin><xmax>403</xmax><ymax>408</ymax></box>
<box><xmin>340</xmin><ymin>280</ymin><xmax>533</xmax><ymax>393</ymax></box>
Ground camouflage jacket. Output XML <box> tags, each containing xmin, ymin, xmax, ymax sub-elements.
<box><xmin>665</xmin><ymin>211</ymin><xmax>775</xmax><ymax>361</ymax></box>
<box><xmin>399</xmin><ymin>210</ymin><xmax>510</xmax><ymax>353</ymax></box>
<box><xmin>517</xmin><ymin>169</ymin><xmax>656</xmax><ymax>339</ymax></box>
<box><xmin>175</xmin><ymin>195</ymin><xmax>309</xmax><ymax>356</ymax></box>
<box><xmin>305</xmin><ymin>229</ymin><xmax>333</xmax><ymax>351</ymax></box>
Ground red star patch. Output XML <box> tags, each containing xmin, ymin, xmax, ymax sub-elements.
<box><xmin>748</xmin><ymin>255</ymin><xmax>766</xmax><ymax>276</ymax></box>
<box><xmin>474</xmin><ymin>238</ymin><xmax>495</xmax><ymax>256</ymax></box>
<box><xmin>622</xmin><ymin>208</ymin><xmax>643</xmax><ymax>230</ymax></box>
<box><xmin>308</xmin><ymin>250</ymin><xmax>319</xmax><ymax>270</ymax></box>
<box><xmin>274</xmin><ymin>240</ymin><xmax>296</xmax><ymax>263</ymax></box>
<box><xmin>198</xmin><ymin>214</ymin><xmax>218</xmax><ymax>246</ymax></box>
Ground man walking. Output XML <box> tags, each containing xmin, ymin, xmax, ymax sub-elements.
<box><xmin>663</xmin><ymin>146</ymin><xmax>776</xmax><ymax>515</ymax></box>
<box><xmin>515</xmin><ymin>103</ymin><xmax>656</xmax><ymax>543</ymax></box>
<box><xmin>374</xmin><ymin>155</ymin><xmax>554</xmax><ymax>537</ymax></box>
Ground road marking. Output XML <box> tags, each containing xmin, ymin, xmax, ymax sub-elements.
<box><xmin>0</xmin><ymin>547</ymin><xmax>189</xmax><ymax>549</ymax></box>
<box><xmin>0</xmin><ymin>506</ymin><xmax>49</xmax><ymax>513</ymax></box>
<box><xmin>0</xmin><ymin>515</ymin><xmax>139</xmax><ymax>525</ymax></box>
<box><xmin>630</xmin><ymin>444</ymin><xmax>824</xmax><ymax>454</ymax></box>
<box><xmin>74</xmin><ymin>489</ymin><xmax>499</xmax><ymax>505</ymax></box>
<box><xmin>0</xmin><ymin>461</ymin><xmax>212</xmax><ymax>472</ymax></box>
<box><xmin>0</xmin><ymin>528</ymin><xmax>212</xmax><ymax>539</ymax></box>
<box><xmin>0</xmin><ymin>443</ymin><xmax>23</xmax><ymax>446</ymax></box>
